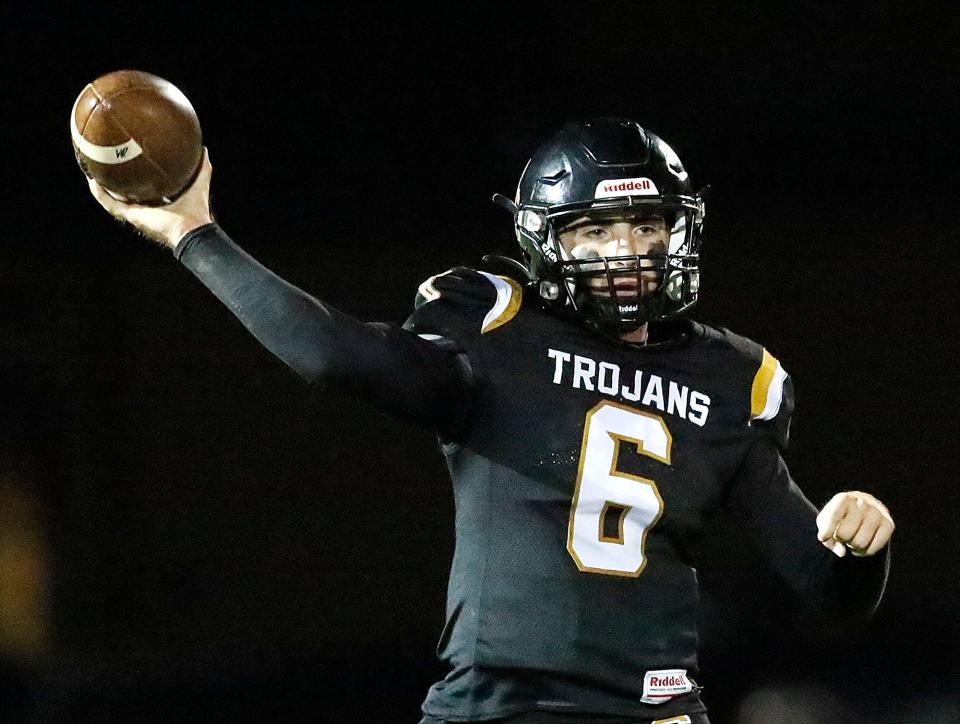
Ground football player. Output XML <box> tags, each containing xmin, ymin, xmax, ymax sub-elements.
<box><xmin>86</xmin><ymin>118</ymin><xmax>894</xmax><ymax>724</ymax></box>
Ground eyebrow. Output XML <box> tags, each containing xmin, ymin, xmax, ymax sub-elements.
<box><xmin>559</xmin><ymin>216</ymin><xmax>665</xmax><ymax>232</ymax></box>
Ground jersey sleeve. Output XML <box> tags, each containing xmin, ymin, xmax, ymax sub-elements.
<box><xmin>717</xmin><ymin>328</ymin><xmax>887</xmax><ymax>619</ymax></box>
<box><xmin>174</xmin><ymin>223</ymin><xmax>472</xmax><ymax>433</ymax></box>
<box><xmin>748</xmin><ymin>347</ymin><xmax>795</xmax><ymax>450</ymax></box>
<box><xmin>711</xmin><ymin>327</ymin><xmax>795</xmax><ymax>450</ymax></box>
<box><xmin>724</xmin><ymin>436</ymin><xmax>890</xmax><ymax>621</ymax></box>
<box><xmin>402</xmin><ymin>267</ymin><xmax>523</xmax><ymax>343</ymax></box>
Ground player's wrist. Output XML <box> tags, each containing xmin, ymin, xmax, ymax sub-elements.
<box><xmin>168</xmin><ymin>216</ymin><xmax>214</xmax><ymax>249</ymax></box>
<box><xmin>170</xmin><ymin>220</ymin><xmax>219</xmax><ymax>257</ymax></box>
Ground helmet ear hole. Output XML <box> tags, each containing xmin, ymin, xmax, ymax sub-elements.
<box><xmin>518</xmin><ymin>209</ymin><xmax>544</xmax><ymax>233</ymax></box>
<box><xmin>539</xmin><ymin>281</ymin><xmax>560</xmax><ymax>300</ymax></box>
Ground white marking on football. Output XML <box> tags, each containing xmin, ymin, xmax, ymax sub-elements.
<box><xmin>70</xmin><ymin>86</ymin><xmax>143</xmax><ymax>165</ymax></box>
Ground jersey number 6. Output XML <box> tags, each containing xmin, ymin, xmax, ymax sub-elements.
<box><xmin>567</xmin><ymin>401</ymin><xmax>670</xmax><ymax>577</ymax></box>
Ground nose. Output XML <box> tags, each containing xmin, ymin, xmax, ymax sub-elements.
<box><xmin>601</xmin><ymin>235</ymin><xmax>631</xmax><ymax>255</ymax></box>
<box><xmin>603</xmin><ymin>235</ymin><xmax>643</xmax><ymax>262</ymax></box>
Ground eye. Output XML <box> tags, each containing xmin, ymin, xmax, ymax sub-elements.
<box><xmin>635</xmin><ymin>224</ymin><xmax>659</xmax><ymax>235</ymax></box>
<box><xmin>584</xmin><ymin>226</ymin><xmax>607</xmax><ymax>238</ymax></box>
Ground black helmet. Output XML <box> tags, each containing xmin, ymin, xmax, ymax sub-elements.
<box><xmin>495</xmin><ymin>118</ymin><xmax>706</xmax><ymax>334</ymax></box>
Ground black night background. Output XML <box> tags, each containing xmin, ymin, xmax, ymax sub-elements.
<box><xmin>1</xmin><ymin>3</ymin><xmax>958</xmax><ymax>721</ymax></box>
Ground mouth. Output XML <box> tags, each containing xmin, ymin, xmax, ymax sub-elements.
<box><xmin>586</xmin><ymin>280</ymin><xmax>643</xmax><ymax>299</ymax></box>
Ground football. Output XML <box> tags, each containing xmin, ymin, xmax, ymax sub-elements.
<box><xmin>70</xmin><ymin>70</ymin><xmax>203</xmax><ymax>205</ymax></box>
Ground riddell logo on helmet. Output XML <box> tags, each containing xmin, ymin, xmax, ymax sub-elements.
<box><xmin>594</xmin><ymin>177</ymin><xmax>659</xmax><ymax>199</ymax></box>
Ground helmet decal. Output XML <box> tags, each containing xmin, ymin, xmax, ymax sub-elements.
<box><xmin>594</xmin><ymin>177</ymin><xmax>659</xmax><ymax>199</ymax></box>
<box><xmin>658</xmin><ymin>139</ymin><xmax>689</xmax><ymax>182</ymax></box>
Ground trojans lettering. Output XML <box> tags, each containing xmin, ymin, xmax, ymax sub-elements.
<box><xmin>547</xmin><ymin>348</ymin><xmax>711</xmax><ymax>427</ymax></box>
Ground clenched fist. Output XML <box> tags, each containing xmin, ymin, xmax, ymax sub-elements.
<box><xmin>816</xmin><ymin>491</ymin><xmax>894</xmax><ymax>558</ymax></box>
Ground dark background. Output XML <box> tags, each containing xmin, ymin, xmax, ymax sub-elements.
<box><xmin>1</xmin><ymin>2</ymin><xmax>958</xmax><ymax>721</ymax></box>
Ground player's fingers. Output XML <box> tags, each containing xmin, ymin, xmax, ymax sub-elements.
<box><xmin>816</xmin><ymin>494</ymin><xmax>851</xmax><ymax>541</ymax></box>
<box><xmin>816</xmin><ymin>496</ymin><xmax>841</xmax><ymax>541</ymax></box>
<box><xmin>865</xmin><ymin>518</ymin><xmax>895</xmax><ymax>556</ymax></box>
<box><xmin>88</xmin><ymin>177</ymin><xmax>144</xmax><ymax>219</ymax></box>
<box><xmin>834</xmin><ymin>502</ymin><xmax>866</xmax><ymax>544</ymax></box>
<box><xmin>835</xmin><ymin>493</ymin><xmax>878</xmax><ymax>543</ymax></box>
<box><xmin>88</xmin><ymin>177</ymin><xmax>120</xmax><ymax>212</ymax></box>
<box><xmin>165</xmin><ymin>147</ymin><xmax>212</xmax><ymax>209</ymax></box>
<box><xmin>821</xmin><ymin>538</ymin><xmax>847</xmax><ymax>557</ymax></box>
<box><xmin>848</xmin><ymin>507</ymin><xmax>883</xmax><ymax>551</ymax></box>
<box><xmin>193</xmin><ymin>147</ymin><xmax>212</xmax><ymax>186</ymax></box>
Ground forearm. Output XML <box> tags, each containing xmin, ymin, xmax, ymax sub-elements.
<box><xmin>173</xmin><ymin>223</ymin><xmax>471</xmax><ymax>431</ymax></box>
<box><xmin>175</xmin><ymin>223</ymin><xmax>351</xmax><ymax>383</ymax></box>
<box><xmin>726</xmin><ymin>441</ymin><xmax>890</xmax><ymax>620</ymax></box>
<box><xmin>808</xmin><ymin>539</ymin><xmax>889</xmax><ymax>620</ymax></box>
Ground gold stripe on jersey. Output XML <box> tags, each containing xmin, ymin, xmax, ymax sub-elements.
<box><xmin>652</xmin><ymin>716</ymin><xmax>692</xmax><ymax>724</ymax></box>
<box><xmin>750</xmin><ymin>348</ymin><xmax>779</xmax><ymax>419</ymax></box>
<box><xmin>479</xmin><ymin>273</ymin><xmax>522</xmax><ymax>334</ymax></box>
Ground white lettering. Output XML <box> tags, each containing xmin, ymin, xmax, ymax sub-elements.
<box><xmin>594</xmin><ymin>176</ymin><xmax>660</xmax><ymax>199</ymax></box>
<box><xmin>641</xmin><ymin>374</ymin><xmax>665</xmax><ymax>411</ymax></box>
<box><xmin>667</xmin><ymin>382</ymin><xmax>688</xmax><ymax>419</ymax></box>
<box><xmin>597</xmin><ymin>361</ymin><xmax>620</xmax><ymax>395</ymax></box>
<box><xmin>548</xmin><ymin>348</ymin><xmax>571</xmax><ymax>384</ymax></box>
<box><xmin>572</xmin><ymin>355</ymin><xmax>596</xmax><ymax>391</ymax></box>
<box><xmin>621</xmin><ymin>370</ymin><xmax>643</xmax><ymax>401</ymax></box>
<box><xmin>688</xmin><ymin>392</ymin><xmax>711</xmax><ymax>427</ymax></box>
<box><xmin>544</xmin><ymin>349</ymin><xmax>712</xmax><ymax>426</ymax></box>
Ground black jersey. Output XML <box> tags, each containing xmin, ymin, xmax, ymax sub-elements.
<box><xmin>174</xmin><ymin>227</ymin><xmax>888</xmax><ymax>723</ymax></box>
<box><xmin>403</xmin><ymin>268</ymin><xmax>881</xmax><ymax>721</ymax></box>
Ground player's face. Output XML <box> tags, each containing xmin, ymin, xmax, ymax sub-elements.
<box><xmin>556</xmin><ymin>213</ymin><xmax>669</xmax><ymax>298</ymax></box>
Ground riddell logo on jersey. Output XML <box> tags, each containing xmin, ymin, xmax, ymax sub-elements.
<box><xmin>641</xmin><ymin>668</ymin><xmax>694</xmax><ymax>705</ymax></box>
<box><xmin>594</xmin><ymin>177</ymin><xmax>659</xmax><ymax>199</ymax></box>
<box><xmin>649</xmin><ymin>675</ymin><xmax>686</xmax><ymax>687</ymax></box>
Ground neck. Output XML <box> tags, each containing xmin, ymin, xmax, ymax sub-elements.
<box><xmin>618</xmin><ymin>323</ymin><xmax>649</xmax><ymax>344</ymax></box>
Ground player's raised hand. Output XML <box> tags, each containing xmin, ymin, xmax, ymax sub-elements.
<box><xmin>88</xmin><ymin>147</ymin><xmax>214</xmax><ymax>250</ymax></box>
<box><xmin>816</xmin><ymin>491</ymin><xmax>894</xmax><ymax>558</ymax></box>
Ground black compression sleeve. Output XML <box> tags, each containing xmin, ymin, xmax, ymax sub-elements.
<box><xmin>173</xmin><ymin>223</ymin><xmax>472</xmax><ymax>433</ymax></box>
<box><xmin>725</xmin><ymin>439</ymin><xmax>890</xmax><ymax>621</ymax></box>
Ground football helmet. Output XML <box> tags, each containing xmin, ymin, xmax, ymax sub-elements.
<box><xmin>494</xmin><ymin>118</ymin><xmax>706</xmax><ymax>334</ymax></box>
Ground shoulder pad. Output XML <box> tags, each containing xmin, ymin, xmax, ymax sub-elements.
<box><xmin>405</xmin><ymin>267</ymin><xmax>523</xmax><ymax>339</ymax></box>
<box><xmin>700</xmin><ymin>325</ymin><xmax>795</xmax><ymax>449</ymax></box>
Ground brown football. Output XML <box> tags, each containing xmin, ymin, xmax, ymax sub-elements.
<box><xmin>70</xmin><ymin>70</ymin><xmax>203</xmax><ymax>205</ymax></box>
